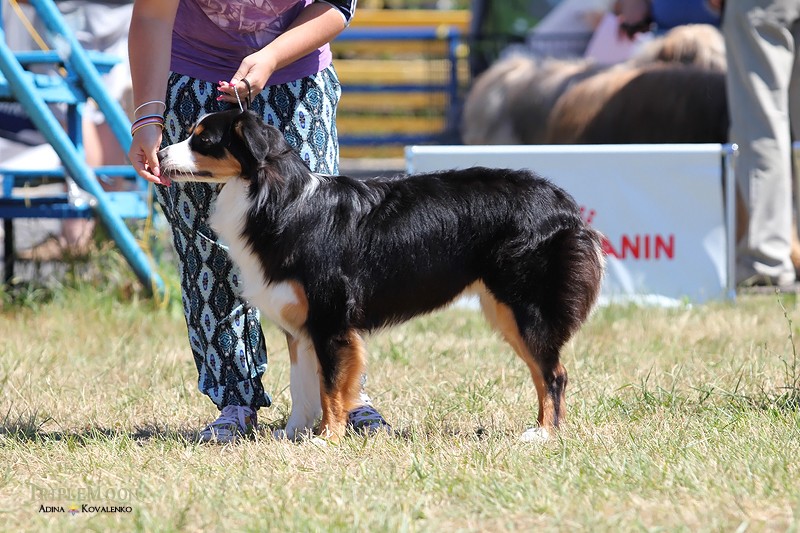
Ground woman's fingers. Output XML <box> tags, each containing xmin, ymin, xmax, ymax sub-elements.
<box><xmin>217</xmin><ymin>78</ymin><xmax>255</xmax><ymax>105</ymax></box>
<box><xmin>129</xmin><ymin>128</ymin><xmax>170</xmax><ymax>186</ymax></box>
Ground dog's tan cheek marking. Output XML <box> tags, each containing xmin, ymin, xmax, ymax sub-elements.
<box><xmin>477</xmin><ymin>285</ymin><xmax>552</xmax><ymax>429</ymax></box>
<box><xmin>193</xmin><ymin>152</ymin><xmax>242</xmax><ymax>178</ymax></box>
<box><xmin>280</xmin><ymin>281</ymin><xmax>309</xmax><ymax>332</ymax></box>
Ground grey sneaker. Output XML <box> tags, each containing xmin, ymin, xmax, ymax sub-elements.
<box><xmin>198</xmin><ymin>405</ymin><xmax>257</xmax><ymax>443</ymax></box>
<box><xmin>347</xmin><ymin>403</ymin><xmax>391</xmax><ymax>435</ymax></box>
<box><xmin>737</xmin><ymin>273</ymin><xmax>800</xmax><ymax>294</ymax></box>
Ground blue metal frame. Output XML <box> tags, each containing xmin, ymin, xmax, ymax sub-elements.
<box><xmin>0</xmin><ymin>0</ymin><xmax>164</xmax><ymax>295</ymax></box>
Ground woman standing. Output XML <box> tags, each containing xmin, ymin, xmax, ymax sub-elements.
<box><xmin>127</xmin><ymin>0</ymin><xmax>388</xmax><ymax>442</ymax></box>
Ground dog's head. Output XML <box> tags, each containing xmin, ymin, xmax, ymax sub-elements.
<box><xmin>158</xmin><ymin>109</ymin><xmax>294</xmax><ymax>184</ymax></box>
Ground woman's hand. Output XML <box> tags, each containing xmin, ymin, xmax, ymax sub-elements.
<box><xmin>129</xmin><ymin>124</ymin><xmax>170</xmax><ymax>186</ymax></box>
<box><xmin>706</xmin><ymin>0</ymin><xmax>724</xmax><ymax>13</ymax></box>
<box><xmin>617</xmin><ymin>0</ymin><xmax>652</xmax><ymax>37</ymax></box>
<box><xmin>217</xmin><ymin>50</ymin><xmax>276</xmax><ymax>106</ymax></box>
<box><xmin>217</xmin><ymin>2</ymin><xmax>346</xmax><ymax>106</ymax></box>
<box><xmin>618</xmin><ymin>0</ymin><xmax>651</xmax><ymax>25</ymax></box>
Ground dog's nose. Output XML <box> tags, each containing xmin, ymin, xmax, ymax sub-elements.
<box><xmin>156</xmin><ymin>148</ymin><xmax>167</xmax><ymax>163</ymax></box>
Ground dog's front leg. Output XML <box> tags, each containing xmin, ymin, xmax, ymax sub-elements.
<box><xmin>274</xmin><ymin>333</ymin><xmax>322</xmax><ymax>441</ymax></box>
<box><xmin>316</xmin><ymin>329</ymin><xmax>367</xmax><ymax>442</ymax></box>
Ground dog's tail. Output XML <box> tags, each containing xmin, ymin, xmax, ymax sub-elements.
<box><xmin>561</xmin><ymin>225</ymin><xmax>605</xmax><ymax>325</ymax></box>
<box><xmin>485</xmin><ymin>222</ymin><xmax>604</xmax><ymax>431</ymax></box>
<box><xmin>528</xmin><ymin>224</ymin><xmax>605</xmax><ymax>349</ymax></box>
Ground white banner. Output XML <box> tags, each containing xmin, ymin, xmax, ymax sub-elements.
<box><xmin>406</xmin><ymin>144</ymin><xmax>732</xmax><ymax>304</ymax></box>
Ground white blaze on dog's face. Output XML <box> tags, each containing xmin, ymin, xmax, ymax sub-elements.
<box><xmin>158</xmin><ymin>112</ymin><xmax>244</xmax><ymax>183</ymax></box>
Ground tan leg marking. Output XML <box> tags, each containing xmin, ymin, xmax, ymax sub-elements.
<box><xmin>477</xmin><ymin>284</ymin><xmax>558</xmax><ymax>431</ymax></box>
<box><xmin>318</xmin><ymin>330</ymin><xmax>367</xmax><ymax>442</ymax></box>
<box><xmin>286</xmin><ymin>333</ymin><xmax>298</xmax><ymax>365</ymax></box>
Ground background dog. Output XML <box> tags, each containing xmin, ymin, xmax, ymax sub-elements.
<box><xmin>460</xmin><ymin>24</ymin><xmax>727</xmax><ymax>147</ymax></box>
<box><xmin>545</xmin><ymin>64</ymin><xmax>727</xmax><ymax>144</ymax></box>
<box><xmin>158</xmin><ymin>109</ymin><xmax>605</xmax><ymax>442</ymax></box>
<box><xmin>460</xmin><ymin>22</ymin><xmax>800</xmax><ymax>274</ymax></box>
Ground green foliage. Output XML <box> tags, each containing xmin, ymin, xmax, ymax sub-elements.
<box><xmin>1</xmin><ymin>221</ymin><xmax>183</xmax><ymax>315</ymax></box>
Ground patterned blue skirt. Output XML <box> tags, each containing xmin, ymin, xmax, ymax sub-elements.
<box><xmin>155</xmin><ymin>67</ymin><xmax>341</xmax><ymax>409</ymax></box>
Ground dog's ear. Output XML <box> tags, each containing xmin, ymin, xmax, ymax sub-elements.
<box><xmin>232</xmin><ymin>111</ymin><xmax>290</xmax><ymax>163</ymax></box>
<box><xmin>232</xmin><ymin>111</ymin><xmax>271</xmax><ymax>162</ymax></box>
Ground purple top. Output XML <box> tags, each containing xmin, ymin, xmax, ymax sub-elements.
<box><xmin>171</xmin><ymin>0</ymin><xmax>332</xmax><ymax>86</ymax></box>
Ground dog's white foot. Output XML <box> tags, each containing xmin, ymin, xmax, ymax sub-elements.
<box><xmin>519</xmin><ymin>427</ymin><xmax>550</xmax><ymax>443</ymax></box>
<box><xmin>272</xmin><ymin>427</ymin><xmax>329</xmax><ymax>446</ymax></box>
<box><xmin>273</xmin><ymin>425</ymin><xmax>315</xmax><ymax>442</ymax></box>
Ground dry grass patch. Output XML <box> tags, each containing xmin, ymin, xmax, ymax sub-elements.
<box><xmin>0</xmin><ymin>285</ymin><xmax>799</xmax><ymax>531</ymax></box>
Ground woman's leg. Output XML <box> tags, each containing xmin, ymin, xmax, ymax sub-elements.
<box><xmin>157</xmin><ymin>74</ymin><xmax>271</xmax><ymax>413</ymax></box>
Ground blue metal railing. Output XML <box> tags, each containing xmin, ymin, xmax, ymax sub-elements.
<box><xmin>0</xmin><ymin>0</ymin><xmax>163</xmax><ymax>295</ymax></box>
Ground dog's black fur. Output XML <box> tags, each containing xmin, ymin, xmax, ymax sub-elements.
<box><xmin>158</xmin><ymin>109</ymin><xmax>605</xmax><ymax>440</ymax></box>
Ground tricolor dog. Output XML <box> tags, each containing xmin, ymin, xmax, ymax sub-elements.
<box><xmin>158</xmin><ymin>109</ymin><xmax>605</xmax><ymax>442</ymax></box>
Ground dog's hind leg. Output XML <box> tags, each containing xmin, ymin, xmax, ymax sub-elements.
<box><xmin>276</xmin><ymin>333</ymin><xmax>322</xmax><ymax>441</ymax></box>
<box><xmin>479</xmin><ymin>289</ymin><xmax>566</xmax><ymax>442</ymax></box>
<box><xmin>314</xmin><ymin>329</ymin><xmax>367</xmax><ymax>442</ymax></box>
<box><xmin>481</xmin><ymin>226</ymin><xmax>604</xmax><ymax>442</ymax></box>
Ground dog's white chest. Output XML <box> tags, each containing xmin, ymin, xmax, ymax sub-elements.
<box><xmin>209</xmin><ymin>180</ymin><xmax>304</xmax><ymax>335</ymax></box>
<box><xmin>246</xmin><ymin>282</ymin><xmax>304</xmax><ymax>333</ymax></box>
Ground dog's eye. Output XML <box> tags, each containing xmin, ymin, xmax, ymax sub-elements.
<box><xmin>193</xmin><ymin>135</ymin><xmax>214</xmax><ymax>150</ymax></box>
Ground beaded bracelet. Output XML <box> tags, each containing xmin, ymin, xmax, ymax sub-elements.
<box><xmin>131</xmin><ymin>122</ymin><xmax>164</xmax><ymax>137</ymax></box>
<box><xmin>131</xmin><ymin>115</ymin><xmax>164</xmax><ymax>127</ymax></box>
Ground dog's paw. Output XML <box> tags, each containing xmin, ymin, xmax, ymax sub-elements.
<box><xmin>308</xmin><ymin>436</ymin><xmax>329</xmax><ymax>447</ymax></box>
<box><xmin>273</xmin><ymin>426</ymin><xmax>315</xmax><ymax>442</ymax></box>
<box><xmin>519</xmin><ymin>427</ymin><xmax>550</xmax><ymax>443</ymax></box>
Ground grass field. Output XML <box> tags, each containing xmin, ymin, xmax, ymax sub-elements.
<box><xmin>1</xmin><ymin>253</ymin><xmax>799</xmax><ymax>532</ymax></box>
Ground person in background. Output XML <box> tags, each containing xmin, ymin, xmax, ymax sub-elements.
<box><xmin>617</xmin><ymin>0</ymin><xmax>720</xmax><ymax>36</ymax></box>
<box><xmin>127</xmin><ymin>0</ymin><xmax>390</xmax><ymax>442</ymax></box>
<box><xmin>619</xmin><ymin>0</ymin><xmax>798</xmax><ymax>288</ymax></box>
<box><xmin>468</xmin><ymin>0</ymin><xmax>550</xmax><ymax>79</ymax></box>
<box><xmin>711</xmin><ymin>0</ymin><xmax>799</xmax><ymax>287</ymax></box>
